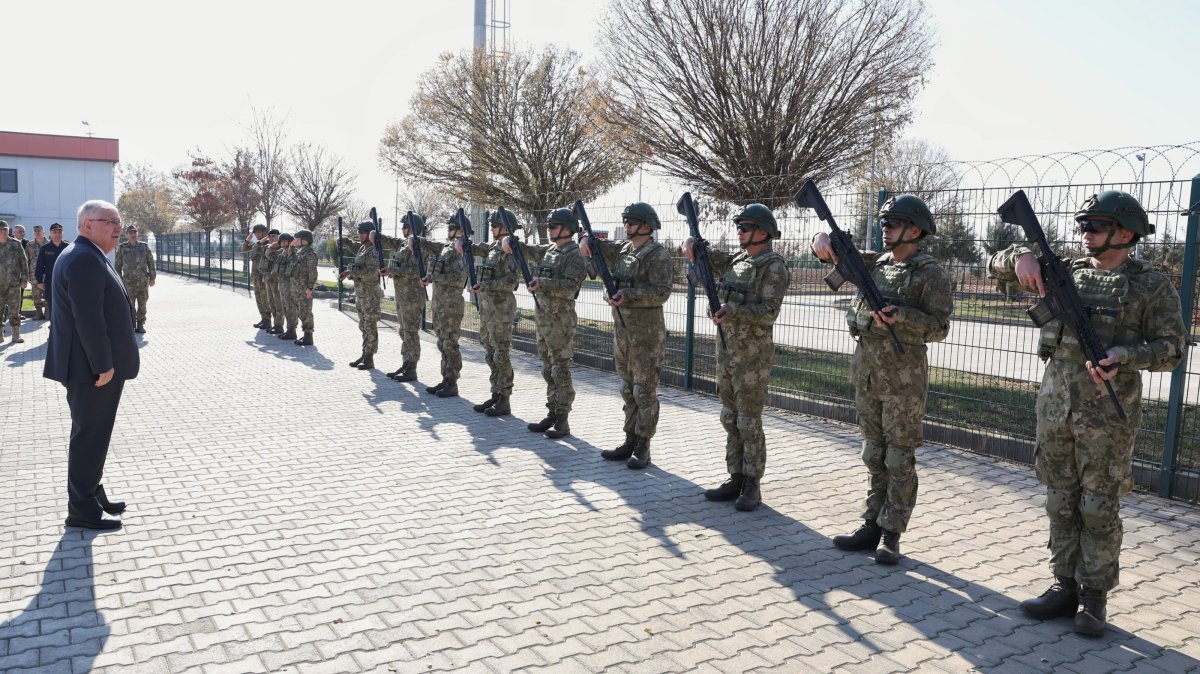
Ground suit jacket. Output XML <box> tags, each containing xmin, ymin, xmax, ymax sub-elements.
<box><xmin>43</xmin><ymin>237</ymin><xmax>140</xmax><ymax>384</ymax></box>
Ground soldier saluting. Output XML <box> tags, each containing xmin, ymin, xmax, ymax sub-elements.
<box><xmin>990</xmin><ymin>191</ymin><xmax>1185</xmax><ymax>637</ymax></box>
<box><xmin>339</xmin><ymin>221</ymin><xmax>383</xmax><ymax>370</ymax></box>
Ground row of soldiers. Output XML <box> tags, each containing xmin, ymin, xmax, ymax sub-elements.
<box><xmin>249</xmin><ymin>188</ymin><xmax>1179</xmax><ymax>639</ymax></box>
<box><xmin>242</xmin><ymin>227</ymin><xmax>320</xmax><ymax>345</ymax></box>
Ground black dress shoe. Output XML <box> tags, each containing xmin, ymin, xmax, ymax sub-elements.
<box><xmin>65</xmin><ymin>515</ymin><xmax>122</xmax><ymax>531</ymax></box>
<box><xmin>96</xmin><ymin>485</ymin><xmax>126</xmax><ymax>515</ymax></box>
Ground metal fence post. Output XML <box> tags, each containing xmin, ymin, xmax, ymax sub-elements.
<box><xmin>1160</xmin><ymin>173</ymin><xmax>1200</xmax><ymax>497</ymax></box>
<box><xmin>873</xmin><ymin>189</ymin><xmax>888</xmax><ymax>250</ymax></box>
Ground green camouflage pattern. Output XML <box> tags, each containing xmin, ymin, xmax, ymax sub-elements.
<box><xmin>0</xmin><ymin>238</ymin><xmax>29</xmax><ymax>327</ymax></box>
<box><xmin>387</xmin><ymin>243</ymin><xmax>428</xmax><ymax>364</ymax></box>
<box><xmin>116</xmin><ymin>241</ymin><xmax>155</xmax><ymax>325</ymax></box>
<box><xmin>278</xmin><ymin>247</ymin><xmax>297</xmax><ymax>330</ymax></box>
<box><xmin>709</xmin><ymin>248</ymin><xmax>791</xmax><ymax>480</ymax></box>
<box><xmin>419</xmin><ymin>238</ymin><xmax>467</xmax><ymax>382</ymax></box>
<box><xmin>264</xmin><ymin>245</ymin><xmax>287</xmax><ymax>328</ymax></box>
<box><xmin>594</xmin><ymin>238</ymin><xmax>673</xmax><ymax>439</ymax></box>
<box><xmin>243</xmin><ymin>238</ymin><xmax>273</xmax><ymax>322</ymax></box>
<box><xmin>472</xmin><ymin>240</ymin><xmax>520</xmax><ymax>396</ymax></box>
<box><xmin>25</xmin><ymin>238</ymin><xmax>45</xmax><ymax>310</ymax></box>
<box><xmin>289</xmin><ymin>245</ymin><xmax>319</xmax><ymax>332</ymax></box>
<box><xmin>527</xmin><ymin>240</ymin><xmax>588</xmax><ymax>414</ymax></box>
<box><xmin>349</xmin><ymin>242</ymin><xmax>381</xmax><ymax>355</ymax></box>
<box><xmin>990</xmin><ymin>244</ymin><xmax>1185</xmax><ymax>590</ymax></box>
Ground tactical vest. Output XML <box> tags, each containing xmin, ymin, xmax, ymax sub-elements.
<box><xmin>430</xmin><ymin>244</ymin><xmax>464</xmax><ymax>286</ymax></box>
<box><xmin>847</xmin><ymin>250</ymin><xmax>943</xmax><ymax>344</ymax></box>
<box><xmin>534</xmin><ymin>242</ymin><xmax>583</xmax><ymax>299</ymax></box>
<box><xmin>613</xmin><ymin>240</ymin><xmax>664</xmax><ymax>291</ymax></box>
<box><xmin>476</xmin><ymin>241</ymin><xmax>517</xmax><ymax>290</ymax></box>
<box><xmin>718</xmin><ymin>250</ymin><xmax>787</xmax><ymax>306</ymax></box>
<box><xmin>1041</xmin><ymin>258</ymin><xmax>1149</xmax><ymax>361</ymax></box>
<box><xmin>390</xmin><ymin>248</ymin><xmax>422</xmax><ymax>280</ymax></box>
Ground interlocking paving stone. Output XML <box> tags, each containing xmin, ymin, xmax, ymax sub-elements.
<box><xmin>2</xmin><ymin>274</ymin><xmax>1200</xmax><ymax>673</ymax></box>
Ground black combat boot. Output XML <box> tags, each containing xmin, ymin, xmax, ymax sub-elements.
<box><xmin>704</xmin><ymin>474</ymin><xmax>745</xmax><ymax>502</ymax></box>
<box><xmin>35</xmin><ymin>308</ymin><xmax>46</xmax><ymax>320</ymax></box>
<box><xmin>544</xmin><ymin>414</ymin><xmax>570</xmax><ymax>439</ymax></box>
<box><xmin>135</xmin><ymin>322</ymin><xmax>146</xmax><ymax>334</ymax></box>
<box><xmin>349</xmin><ymin>355</ymin><xmax>365</xmax><ymax>368</ymax></box>
<box><xmin>626</xmin><ymin>438</ymin><xmax>651</xmax><ymax>470</ymax></box>
<box><xmin>10</xmin><ymin>325</ymin><xmax>23</xmax><ymax>344</ymax></box>
<box><xmin>473</xmin><ymin>396</ymin><xmax>498</xmax><ymax>413</ymax></box>
<box><xmin>426</xmin><ymin>380</ymin><xmax>447</xmax><ymax>395</ymax></box>
<box><xmin>1074</xmin><ymin>587</ymin><xmax>1107</xmax><ymax>637</ymax></box>
<box><xmin>832</xmin><ymin>521</ymin><xmax>882</xmax><ymax>551</ymax></box>
<box><xmin>387</xmin><ymin>362</ymin><xmax>408</xmax><ymax>379</ymax></box>
<box><xmin>528</xmin><ymin>414</ymin><xmax>556</xmax><ymax>433</ymax></box>
<box><xmin>253</xmin><ymin>319</ymin><xmax>267</xmax><ymax>329</ymax></box>
<box><xmin>875</xmin><ymin>529</ymin><xmax>902</xmax><ymax>565</ymax></box>
<box><xmin>601</xmin><ymin>433</ymin><xmax>637</xmax><ymax>461</ymax></box>
<box><xmin>485</xmin><ymin>395</ymin><xmax>511</xmax><ymax>417</ymax></box>
<box><xmin>269</xmin><ymin>323</ymin><xmax>283</xmax><ymax>335</ymax></box>
<box><xmin>295</xmin><ymin>331</ymin><xmax>313</xmax><ymax>346</ymax></box>
<box><xmin>279</xmin><ymin>327</ymin><xmax>296</xmax><ymax>340</ymax></box>
<box><xmin>734</xmin><ymin>477</ymin><xmax>761</xmax><ymax>511</ymax></box>
<box><xmin>1020</xmin><ymin>576</ymin><xmax>1079</xmax><ymax>620</ymax></box>
<box><xmin>356</xmin><ymin>355</ymin><xmax>374</xmax><ymax>370</ymax></box>
<box><xmin>396</xmin><ymin>362</ymin><xmax>418</xmax><ymax>382</ymax></box>
<box><xmin>435</xmin><ymin>381</ymin><xmax>459</xmax><ymax>397</ymax></box>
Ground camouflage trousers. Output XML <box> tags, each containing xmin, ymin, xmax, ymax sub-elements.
<box><xmin>614</xmin><ymin>306</ymin><xmax>665</xmax><ymax>440</ymax></box>
<box><xmin>125</xmin><ymin>283</ymin><xmax>149</xmax><ymax>324</ymax></box>
<box><xmin>431</xmin><ymin>290</ymin><xmax>464</xmax><ymax>382</ymax></box>
<box><xmin>292</xmin><ymin>286</ymin><xmax>314</xmax><ymax>332</ymax></box>
<box><xmin>0</xmin><ymin>284</ymin><xmax>22</xmax><ymax>327</ymax></box>
<box><xmin>394</xmin><ymin>281</ymin><xmax>426</xmax><ymax>364</ymax></box>
<box><xmin>278</xmin><ymin>278</ymin><xmax>297</xmax><ymax>330</ymax></box>
<box><xmin>31</xmin><ymin>282</ymin><xmax>44</xmax><ymax>310</ymax></box>
<box><xmin>267</xmin><ymin>277</ymin><xmax>285</xmax><ymax>327</ymax></box>
<box><xmin>1035</xmin><ymin>358</ymin><xmax>1140</xmax><ymax>592</ymax></box>
<box><xmin>535</xmin><ymin>299</ymin><xmax>577</xmax><ymax>415</ymax></box>
<box><xmin>252</xmin><ymin>270</ymin><xmax>271</xmax><ymax>321</ymax></box>
<box><xmin>356</xmin><ymin>284</ymin><xmax>381</xmax><ymax>356</ymax></box>
<box><xmin>479</xmin><ymin>291</ymin><xmax>516</xmax><ymax>396</ymax></box>
<box><xmin>718</xmin><ymin>335</ymin><xmax>773</xmax><ymax>480</ymax></box>
<box><xmin>852</xmin><ymin>337</ymin><xmax>927</xmax><ymax>534</ymax></box>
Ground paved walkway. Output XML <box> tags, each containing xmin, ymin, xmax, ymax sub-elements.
<box><xmin>2</xmin><ymin>275</ymin><xmax>1199</xmax><ymax>674</ymax></box>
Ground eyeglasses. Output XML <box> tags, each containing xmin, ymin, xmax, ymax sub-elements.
<box><xmin>736</xmin><ymin>223</ymin><xmax>757</xmax><ymax>234</ymax></box>
<box><xmin>1077</xmin><ymin>218</ymin><xmax>1117</xmax><ymax>234</ymax></box>
<box><xmin>87</xmin><ymin>218</ymin><xmax>122</xmax><ymax>227</ymax></box>
<box><xmin>879</xmin><ymin>217</ymin><xmax>908</xmax><ymax>230</ymax></box>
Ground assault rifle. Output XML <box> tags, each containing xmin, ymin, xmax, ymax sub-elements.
<box><xmin>795</xmin><ymin>179</ymin><xmax>904</xmax><ymax>355</ymax></box>
<box><xmin>998</xmin><ymin>189</ymin><xmax>1126</xmax><ymax>419</ymax></box>
<box><xmin>405</xmin><ymin>210</ymin><xmax>426</xmax><ymax>279</ymax></box>
<box><xmin>497</xmin><ymin>206</ymin><xmax>540</xmax><ymax>309</ymax></box>
<box><xmin>675</xmin><ymin>192</ymin><xmax>725</xmax><ymax>348</ymax></box>
<box><xmin>573</xmin><ymin>199</ymin><xmax>625</xmax><ymax>328</ymax></box>
<box><xmin>369</xmin><ymin>207</ymin><xmax>386</xmax><ymax>289</ymax></box>
<box><xmin>454</xmin><ymin>208</ymin><xmax>481</xmax><ymax>312</ymax></box>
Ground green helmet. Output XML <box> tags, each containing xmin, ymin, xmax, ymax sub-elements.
<box><xmin>357</xmin><ymin>220</ymin><xmax>375</xmax><ymax>233</ymax></box>
<box><xmin>732</xmin><ymin>203</ymin><xmax>780</xmax><ymax>239</ymax></box>
<box><xmin>879</xmin><ymin>195</ymin><xmax>935</xmax><ymax>234</ymax></box>
<box><xmin>489</xmin><ymin>209</ymin><xmax>520</xmax><ymax>231</ymax></box>
<box><xmin>622</xmin><ymin>202</ymin><xmax>660</xmax><ymax>230</ymax></box>
<box><xmin>294</xmin><ymin>229</ymin><xmax>313</xmax><ymax>243</ymax></box>
<box><xmin>278</xmin><ymin>232</ymin><xmax>294</xmax><ymax>243</ymax></box>
<box><xmin>252</xmin><ymin>224</ymin><xmax>267</xmax><ymax>234</ymax></box>
<box><xmin>1074</xmin><ymin>190</ymin><xmax>1153</xmax><ymax>236</ymax></box>
<box><xmin>546</xmin><ymin>207</ymin><xmax>579</xmax><ymax>234</ymax></box>
<box><xmin>403</xmin><ymin>212</ymin><xmax>428</xmax><ymax>237</ymax></box>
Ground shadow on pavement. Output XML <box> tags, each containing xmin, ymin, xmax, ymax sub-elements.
<box><xmin>245</xmin><ymin>333</ymin><xmax>334</xmax><ymax>370</ymax></box>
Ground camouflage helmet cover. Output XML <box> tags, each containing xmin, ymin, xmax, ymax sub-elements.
<box><xmin>732</xmin><ymin>203</ymin><xmax>780</xmax><ymax>239</ymax></box>
<box><xmin>1075</xmin><ymin>190</ymin><xmax>1154</xmax><ymax>236</ymax></box>
<box><xmin>622</xmin><ymin>202</ymin><xmax>660</xmax><ymax>230</ymax></box>
<box><xmin>402</xmin><ymin>212</ymin><xmax>428</xmax><ymax>236</ymax></box>
<box><xmin>546</xmin><ymin>207</ymin><xmax>579</xmax><ymax>234</ymax></box>
<box><xmin>489</xmin><ymin>209</ymin><xmax>520</xmax><ymax>231</ymax></box>
<box><xmin>879</xmin><ymin>194</ymin><xmax>935</xmax><ymax>234</ymax></box>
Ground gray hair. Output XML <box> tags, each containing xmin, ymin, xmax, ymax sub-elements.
<box><xmin>77</xmin><ymin>199</ymin><xmax>118</xmax><ymax>227</ymax></box>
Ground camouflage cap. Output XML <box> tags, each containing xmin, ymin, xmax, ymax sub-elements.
<box><xmin>278</xmin><ymin>232</ymin><xmax>294</xmax><ymax>242</ymax></box>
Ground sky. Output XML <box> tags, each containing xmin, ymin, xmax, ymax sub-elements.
<box><xmin>6</xmin><ymin>0</ymin><xmax>1197</xmax><ymax>229</ymax></box>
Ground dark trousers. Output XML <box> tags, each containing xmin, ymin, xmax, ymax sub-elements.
<box><xmin>65</xmin><ymin>379</ymin><xmax>125</xmax><ymax>518</ymax></box>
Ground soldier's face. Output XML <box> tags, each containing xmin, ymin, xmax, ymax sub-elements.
<box><xmin>50</xmin><ymin>230</ymin><xmax>63</xmax><ymax>243</ymax></box>
<box><xmin>0</xmin><ymin>229</ymin><xmax>7</xmax><ymax>241</ymax></box>
<box><xmin>13</xmin><ymin>227</ymin><xmax>24</xmax><ymax>239</ymax></box>
<box><xmin>448</xmin><ymin>227</ymin><xmax>461</xmax><ymax>240</ymax></box>
<box><xmin>127</xmin><ymin>230</ymin><xmax>139</xmax><ymax>243</ymax></box>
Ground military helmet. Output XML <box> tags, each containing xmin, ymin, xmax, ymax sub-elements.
<box><xmin>1074</xmin><ymin>190</ymin><xmax>1153</xmax><ymax>236</ymax></box>
<box><xmin>546</xmin><ymin>207</ymin><xmax>579</xmax><ymax>234</ymax></box>
<box><xmin>446</xmin><ymin>212</ymin><xmax>467</xmax><ymax>229</ymax></box>
<box><xmin>622</xmin><ymin>202</ymin><xmax>660</xmax><ymax>230</ymax></box>
<box><xmin>403</xmin><ymin>212</ymin><xmax>428</xmax><ymax>236</ymax></box>
<box><xmin>278</xmin><ymin>232</ymin><xmax>294</xmax><ymax>243</ymax></box>
<box><xmin>489</xmin><ymin>209</ymin><xmax>520</xmax><ymax>231</ymax></box>
<box><xmin>0</xmin><ymin>220</ymin><xmax>7</xmax><ymax>231</ymax></box>
<box><xmin>732</xmin><ymin>203</ymin><xmax>780</xmax><ymax>239</ymax></box>
<box><xmin>294</xmin><ymin>229</ymin><xmax>313</xmax><ymax>243</ymax></box>
<box><xmin>252</xmin><ymin>224</ymin><xmax>268</xmax><ymax>234</ymax></box>
<box><xmin>357</xmin><ymin>220</ymin><xmax>375</xmax><ymax>233</ymax></box>
<box><xmin>879</xmin><ymin>194</ymin><xmax>935</xmax><ymax>234</ymax></box>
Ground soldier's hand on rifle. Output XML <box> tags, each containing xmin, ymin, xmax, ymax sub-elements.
<box><xmin>149</xmin><ymin>279</ymin><xmax>155</xmax><ymax>288</ymax></box>
<box><xmin>380</xmin><ymin>269</ymin><xmax>389</xmax><ymax>278</ymax></box>
<box><xmin>527</xmin><ymin>278</ymin><xmax>541</xmax><ymax>293</ymax></box>
<box><xmin>1086</xmin><ymin>350</ymin><xmax>1121</xmax><ymax>386</ymax></box>
<box><xmin>870</xmin><ymin>306</ymin><xmax>899</xmax><ymax>329</ymax></box>
<box><xmin>711</xmin><ymin>304</ymin><xmax>729</xmax><ymax>325</ymax></box>
<box><xmin>579</xmin><ymin>236</ymin><xmax>593</xmax><ymax>257</ymax></box>
<box><xmin>1015</xmin><ymin>252</ymin><xmax>1046</xmax><ymax>297</ymax></box>
<box><xmin>454</xmin><ymin>239</ymin><xmax>464</xmax><ymax>253</ymax></box>
<box><xmin>470</xmin><ymin>282</ymin><xmax>481</xmax><ymax>294</ymax></box>
<box><xmin>305</xmin><ymin>288</ymin><xmax>313</xmax><ymax>299</ymax></box>
<box><xmin>37</xmin><ymin>283</ymin><xmax>44</xmax><ymax>291</ymax></box>
<box><xmin>608</xmin><ymin>289</ymin><xmax>626</xmax><ymax>308</ymax></box>
<box><xmin>338</xmin><ymin>270</ymin><xmax>350</xmax><ymax>281</ymax></box>
<box><xmin>501</xmin><ymin>236</ymin><xmax>515</xmax><ymax>255</ymax></box>
<box><xmin>421</xmin><ymin>278</ymin><xmax>431</xmax><ymax>287</ymax></box>
<box><xmin>811</xmin><ymin>232</ymin><xmax>837</xmax><ymax>263</ymax></box>
<box><xmin>368</xmin><ymin>230</ymin><xmax>377</xmax><ymax>243</ymax></box>
<box><xmin>680</xmin><ymin>237</ymin><xmax>696</xmax><ymax>263</ymax></box>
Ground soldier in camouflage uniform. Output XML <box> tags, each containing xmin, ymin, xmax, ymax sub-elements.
<box><xmin>814</xmin><ymin>194</ymin><xmax>953</xmax><ymax>565</ymax></box>
<box><xmin>263</xmin><ymin>230</ymin><xmax>286</xmax><ymax>334</ymax></box>
<box><xmin>990</xmin><ymin>191</ymin><xmax>1184</xmax><ymax>637</ymax></box>
<box><xmin>508</xmin><ymin>207</ymin><xmax>588</xmax><ymax>438</ymax></box>
<box><xmin>463</xmin><ymin>210</ymin><xmax>522</xmax><ymax>417</ymax></box>
<box><xmin>414</xmin><ymin>216</ymin><xmax>468</xmax><ymax>397</ymax></box>
<box><xmin>114</xmin><ymin>225</ymin><xmax>156</xmax><ymax>334</ymax></box>
<box><xmin>243</xmin><ymin>224</ymin><xmax>273</xmax><ymax>330</ymax></box>
<box><xmin>686</xmin><ymin>204</ymin><xmax>791</xmax><ymax>512</ymax></box>
<box><xmin>26</xmin><ymin>225</ymin><xmax>47</xmax><ymax>320</ymax></box>
<box><xmin>339</xmin><ymin>221</ymin><xmax>382</xmax><ymax>370</ymax></box>
<box><xmin>581</xmin><ymin>202</ymin><xmax>673</xmax><ymax>469</ymax></box>
<box><xmin>0</xmin><ymin>221</ymin><xmax>30</xmax><ymax>343</ymax></box>
<box><xmin>290</xmin><ymin>229</ymin><xmax>319</xmax><ymax>346</ymax></box>
<box><xmin>381</xmin><ymin>213</ymin><xmax>429</xmax><ymax>383</ymax></box>
<box><xmin>271</xmin><ymin>233</ymin><xmax>298</xmax><ymax>341</ymax></box>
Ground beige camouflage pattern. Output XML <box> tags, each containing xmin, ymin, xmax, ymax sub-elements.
<box><xmin>527</xmin><ymin>240</ymin><xmax>588</xmax><ymax>414</ymax></box>
<box><xmin>278</xmin><ymin>247</ymin><xmax>298</xmax><ymax>331</ymax></box>
<box><xmin>990</xmin><ymin>244</ymin><xmax>1185</xmax><ymax>590</ymax></box>
<box><xmin>243</xmin><ymin>238</ymin><xmax>273</xmax><ymax>322</ymax></box>
<box><xmin>26</xmin><ymin>238</ymin><xmax>45</xmax><ymax>310</ymax></box>
<box><xmin>386</xmin><ymin>240</ymin><xmax>428</xmax><ymax>365</ymax></box>
<box><xmin>418</xmin><ymin>238</ymin><xmax>466</xmax><ymax>382</ymax></box>
<box><xmin>471</xmin><ymin>240</ymin><xmax>520</xmax><ymax>396</ymax></box>
<box><xmin>0</xmin><ymin>238</ymin><xmax>29</xmax><ymax>327</ymax></box>
<box><xmin>289</xmin><ymin>245</ymin><xmax>319</xmax><ymax>332</ymax></box>
<box><xmin>709</xmin><ymin>248</ymin><xmax>791</xmax><ymax>480</ymax></box>
<box><xmin>265</xmin><ymin>245</ymin><xmax>287</xmax><ymax>328</ymax></box>
<box><xmin>594</xmin><ymin>239</ymin><xmax>673</xmax><ymax>439</ymax></box>
<box><xmin>349</xmin><ymin>242</ymin><xmax>382</xmax><ymax>355</ymax></box>
<box><xmin>115</xmin><ymin>241</ymin><xmax>155</xmax><ymax>324</ymax></box>
<box><xmin>842</xmin><ymin>249</ymin><xmax>953</xmax><ymax>534</ymax></box>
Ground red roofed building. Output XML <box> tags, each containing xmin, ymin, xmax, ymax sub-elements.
<box><xmin>0</xmin><ymin>131</ymin><xmax>119</xmax><ymax>240</ymax></box>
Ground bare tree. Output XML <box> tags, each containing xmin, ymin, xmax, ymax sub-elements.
<box><xmin>398</xmin><ymin>182</ymin><xmax>456</xmax><ymax>227</ymax></box>
<box><xmin>249</xmin><ymin>107</ymin><xmax>289</xmax><ymax>228</ymax></box>
<box><xmin>601</xmin><ymin>0</ymin><xmax>934</xmax><ymax>204</ymax></box>
<box><xmin>117</xmin><ymin>162</ymin><xmax>180</xmax><ymax>235</ymax></box>
<box><xmin>282</xmin><ymin>143</ymin><xmax>356</xmax><ymax>233</ymax></box>
<box><xmin>379</xmin><ymin>46</ymin><xmax>634</xmax><ymax>243</ymax></box>
<box><xmin>173</xmin><ymin>151</ymin><xmax>234</xmax><ymax>233</ymax></box>
<box><xmin>221</xmin><ymin>147</ymin><xmax>262</xmax><ymax>233</ymax></box>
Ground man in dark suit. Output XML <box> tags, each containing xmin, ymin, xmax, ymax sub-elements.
<box><xmin>43</xmin><ymin>200</ymin><xmax>139</xmax><ymax>531</ymax></box>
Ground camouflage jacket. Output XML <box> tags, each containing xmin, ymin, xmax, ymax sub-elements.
<box><xmin>525</xmin><ymin>241</ymin><xmax>587</xmax><ymax>303</ymax></box>
<box><xmin>416</xmin><ymin>237</ymin><xmax>467</xmax><ymax>302</ymax></box>
<box><xmin>709</xmin><ymin>248</ymin><xmax>791</xmax><ymax>331</ymax></box>
<box><xmin>289</xmin><ymin>245</ymin><xmax>319</xmax><ymax>290</ymax></box>
<box><xmin>989</xmin><ymin>244</ymin><xmax>1184</xmax><ymax>372</ymax></box>
<box><xmin>838</xmin><ymin>249</ymin><xmax>953</xmax><ymax>347</ymax></box>
<box><xmin>242</xmin><ymin>238</ymin><xmax>270</xmax><ymax>275</ymax></box>
<box><xmin>115</xmin><ymin>241</ymin><xmax>156</xmax><ymax>286</ymax></box>
<box><xmin>469</xmin><ymin>240</ymin><xmax>519</xmax><ymax>294</ymax></box>
<box><xmin>593</xmin><ymin>238</ymin><xmax>673</xmax><ymax>309</ymax></box>
<box><xmin>25</xmin><ymin>238</ymin><xmax>45</xmax><ymax>282</ymax></box>
<box><xmin>348</xmin><ymin>242</ymin><xmax>380</xmax><ymax>289</ymax></box>
<box><xmin>0</xmin><ymin>238</ymin><xmax>29</xmax><ymax>286</ymax></box>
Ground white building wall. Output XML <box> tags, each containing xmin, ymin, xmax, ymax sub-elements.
<box><xmin>0</xmin><ymin>155</ymin><xmax>116</xmax><ymax>241</ymax></box>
